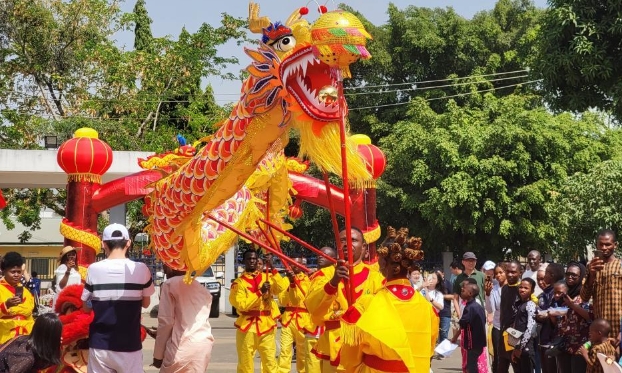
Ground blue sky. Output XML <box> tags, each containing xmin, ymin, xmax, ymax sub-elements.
<box><xmin>116</xmin><ymin>0</ymin><xmax>548</xmax><ymax>102</ymax></box>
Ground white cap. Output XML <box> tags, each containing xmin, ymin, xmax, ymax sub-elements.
<box><xmin>102</xmin><ymin>223</ymin><xmax>130</xmax><ymax>241</ymax></box>
<box><xmin>482</xmin><ymin>260</ymin><xmax>496</xmax><ymax>271</ymax></box>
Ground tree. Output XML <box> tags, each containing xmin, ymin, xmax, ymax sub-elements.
<box><xmin>342</xmin><ymin>0</ymin><xmax>543</xmax><ymax>137</ymax></box>
<box><xmin>551</xmin><ymin>158</ymin><xmax>622</xmax><ymax>260</ymax></box>
<box><xmin>0</xmin><ymin>0</ymin><xmax>246</xmax><ymax>240</ymax></box>
<box><xmin>535</xmin><ymin>0</ymin><xmax>622</xmax><ymax>122</ymax></box>
<box><xmin>132</xmin><ymin>0</ymin><xmax>152</xmax><ymax>52</ymax></box>
<box><xmin>376</xmin><ymin>91</ymin><xmax>618</xmax><ymax>259</ymax></box>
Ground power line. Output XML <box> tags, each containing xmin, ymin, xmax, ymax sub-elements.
<box><xmin>345</xmin><ymin>69</ymin><xmax>530</xmax><ymax>90</ymax></box>
<box><xmin>348</xmin><ymin>80</ymin><xmax>542</xmax><ymax>111</ymax></box>
<box><xmin>3</xmin><ymin>78</ymin><xmax>541</xmax><ymax>120</ymax></box>
<box><xmin>5</xmin><ymin>70</ymin><xmax>531</xmax><ymax>104</ymax></box>
<box><xmin>344</xmin><ymin>74</ymin><xmax>529</xmax><ymax>96</ymax></box>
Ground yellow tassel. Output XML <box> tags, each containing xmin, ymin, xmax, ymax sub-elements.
<box><xmin>67</xmin><ymin>173</ymin><xmax>102</xmax><ymax>184</ymax></box>
<box><xmin>349</xmin><ymin>179</ymin><xmax>377</xmax><ymax>189</ymax></box>
<box><xmin>295</xmin><ymin>121</ymin><xmax>371</xmax><ymax>182</ymax></box>
<box><xmin>341</xmin><ymin>321</ymin><xmax>362</xmax><ymax>346</ymax></box>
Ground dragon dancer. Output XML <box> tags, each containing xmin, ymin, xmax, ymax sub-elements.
<box><xmin>277</xmin><ymin>256</ymin><xmax>312</xmax><ymax>373</ymax></box>
<box><xmin>340</xmin><ymin>227</ymin><xmax>436</xmax><ymax>373</ymax></box>
<box><xmin>305</xmin><ymin>228</ymin><xmax>384</xmax><ymax>372</ymax></box>
<box><xmin>304</xmin><ymin>247</ymin><xmax>338</xmax><ymax>373</ymax></box>
<box><xmin>230</xmin><ymin>249</ymin><xmax>288</xmax><ymax>373</ymax></box>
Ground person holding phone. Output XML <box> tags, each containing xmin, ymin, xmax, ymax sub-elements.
<box><xmin>55</xmin><ymin>246</ymin><xmax>82</xmax><ymax>293</ymax></box>
<box><xmin>0</xmin><ymin>252</ymin><xmax>35</xmax><ymax>344</ymax></box>
<box><xmin>581</xmin><ymin>229</ymin><xmax>622</xmax><ymax>344</ymax></box>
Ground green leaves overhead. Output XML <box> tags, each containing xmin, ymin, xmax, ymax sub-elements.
<box><xmin>535</xmin><ymin>0</ymin><xmax>622</xmax><ymax>122</ymax></box>
<box><xmin>377</xmin><ymin>93</ymin><xmax>616</xmax><ymax>259</ymax></box>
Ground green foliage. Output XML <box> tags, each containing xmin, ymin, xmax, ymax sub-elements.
<box><xmin>132</xmin><ymin>0</ymin><xmax>153</xmax><ymax>52</ymax></box>
<box><xmin>343</xmin><ymin>0</ymin><xmax>543</xmax><ymax>136</ymax></box>
<box><xmin>551</xmin><ymin>159</ymin><xmax>622</xmax><ymax>260</ymax></box>
<box><xmin>535</xmin><ymin>0</ymin><xmax>622</xmax><ymax>121</ymax></box>
<box><xmin>0</xmin><ymin>0</ymin><xmax>245</xmax><ymax>240</ymax></box>
<box><xmin>377</xmin><ymin>92</ymin><xmax>616</xmax><ymax>259</ymax></box>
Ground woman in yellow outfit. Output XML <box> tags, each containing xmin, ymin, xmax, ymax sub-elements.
<box><xmin>340</xmin><ymin>227</ymin><xmax>437</xmax><ymax>373</ymax></box>
<box><xmin>0</xmin><ymin>251</ymin><xmax>35</xmax><ymax>344</ymax></box>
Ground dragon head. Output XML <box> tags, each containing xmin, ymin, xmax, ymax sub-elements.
<box><xmin>247</xmin><ymin>2</ymin><xmax>370</xmax><ymax>122</ymax></box>
<box><xmin>246</xmin><ymin>2</ymin><xmax>373</xmax><ymax>181</ymax></box>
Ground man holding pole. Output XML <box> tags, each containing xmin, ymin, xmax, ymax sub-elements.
<box><xmin>277</xmin><ymin>256</ymin><xmax>312</xmax><ymax>373</ymax></box>
<box><xmin>230</xmin><ymin>249</ymin><xmax>288</xmax><ymax>373</ymax></box>
<box><xmin>305</xmin><ymin>227</ymin><xmax>384</xmax><ymax>372</ymax></box>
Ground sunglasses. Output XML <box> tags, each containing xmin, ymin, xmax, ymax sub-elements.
<box><xmin>565</xmin><ymin>272</ymin><xmax>579</xmax><ymax>278</ymax></box>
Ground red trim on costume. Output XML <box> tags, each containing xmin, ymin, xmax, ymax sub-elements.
<box><xmin>284</xmin><ymin>307</ymin><xmax>307</xmax><ymax>313</ymax></box>
<box><xmin>0</xmin><ymin>302</ymin><xmax>7</xmax><ymax>314</ymax></box>
<box><xmin>362</xmin><ymin>354</ymin><xmax>408</xmax><ymax>372</ymax></box>
<box><xmin>324</xmin><ymin>320</ymin><xmax>341</xmax><ymax>330</ymax></box>
<box><xmin>341</xmin><ymin>306</ymin><xmax>362</xmax><ymax>324</ymax></box>
<box><xmin>324</xmin><ymin>282</ymin><xmax>338</xmax><ymax>295</ymax></box>
<box><xmin>0</xmin><ymin>281</ymin><xmax>16</xmax><ymax>294</ymax></box>
<box><xmin>241</xmin><ymin>272</ymin><xmax>263</xmax><ymax>294</ymax></box>
<box><xmin>309</xmin><ymin>269</ymin><xmax>325</xmax><ymax>280</ymax></box>
<box><xmin>342</xmin><ymin>266</ymin><xmax>370</xmax><ymax>302</ymax></box>
<box><xmin>387</xmin><ymin>284</ymin><xmax>415</xmax><ymax>301</ymax></box>
<box><xmin>312</xmin><ymin>347</ymin><xmax>331</xmax><ymax>361</ymax></box>
<box><xmin>240</xmin><ymin>310</ymin><xmax>271</xmax><ymax>317</ymax></box>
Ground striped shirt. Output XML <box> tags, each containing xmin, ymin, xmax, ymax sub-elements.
<box><xmin>581</xmin><ymin>258</ymin><xmax>622</xmax><ymax>338</ymax></box>
<box><xmin>81</xmin><ymin>258</ymin><xmax>154</xmax><ymax>352</ymax></box>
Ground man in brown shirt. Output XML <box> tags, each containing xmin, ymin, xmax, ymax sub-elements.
<box><xmin>581</xmin><ymin>229</ymin><xmax>622</xmax><ymax>339</ymax></box>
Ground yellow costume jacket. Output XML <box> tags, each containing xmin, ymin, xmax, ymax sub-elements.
<box><xmin>340</xmin><ymin>278</ymin><xmax>436</xmax><ymax>373</ymax></box>
<box><xmin>230</xmin><ymin>270</ymin><xmax>288</xmax><ymax>336</ymax></box>
<box><xmin>0</xmin><ymin>280</ymin><xmax>35</xmax><ymax>344</ymax></box>
<box><xmin>278</xmin><ymin>272</ymin><xmax>311</xmax><ymax>332</ymax></box>
<box><xmin>304</xmin><ymin>262</ymin><xmax>384</xmax><ymax>366</ymax></box>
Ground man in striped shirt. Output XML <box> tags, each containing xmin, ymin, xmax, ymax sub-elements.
<box><xmin>81</xmin><ymin>223</ymin><xmax>155</xmax><ymax>373</ymax></box>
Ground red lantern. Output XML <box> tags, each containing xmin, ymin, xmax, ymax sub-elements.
<box><xmin>289</xmin><ymin>202</ymin><xmax>304</xmax><ymax>220</ymax></box>
<box><xmin>357</xmin><ymin>143</ymin><xmax>386</xmax><ymax>180</ymax></box>
<box><xmin>57</xmin><ymin>128</ymin><xmax>113</xmax><ymax>183</ymax></box>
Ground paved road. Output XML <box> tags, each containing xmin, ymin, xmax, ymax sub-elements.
<box><xmin>140</xmin><ymin>313</ymin><xmax>466</xmax><ymax>372</ymax></box>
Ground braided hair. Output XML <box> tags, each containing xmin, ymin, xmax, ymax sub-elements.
<box><xmin>377</xmin><ymin>227</ymin><xmax>424</xmax><ymax>277</ymax></box>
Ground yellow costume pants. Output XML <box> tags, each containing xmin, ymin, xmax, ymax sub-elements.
<box><xmin>305</xmin><ymin>337</ymin><xmax>321</xmax><ymax>373</ymax></box>
<box><xmin>278</xmin><ymin>323</ymin><xmax>307</xmax><ymax>373</ymax></box>
<box><xmin>236</xmin><ymin>329</ymin><xmax>278</xmax><ymax>373</ymax></box>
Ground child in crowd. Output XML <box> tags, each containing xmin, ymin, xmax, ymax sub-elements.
<box><xmin>510</xmin><ymin>278</ymin><xmax>537</xmax><ymax>373</ymax></box>
<box><xmin>452</xmin><ymin>282</ymin><xmax>487</xmax><ymax>373</ymax></box>
<box><xmin>580</xmin><ymin>318</ymin><xmax>617</xmax><ymax>373</ymax></box>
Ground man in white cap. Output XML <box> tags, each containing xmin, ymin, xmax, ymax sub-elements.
<box><xmin>81</xmin><ymin>223</ymin><xmax>155</xmax><ymax>373</ymax></box>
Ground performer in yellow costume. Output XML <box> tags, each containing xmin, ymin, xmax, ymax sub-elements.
<box><xmin>0</xmin><ymin>252</ymin><xmax>35</xmax><ymax>344</ymax></box>
<box><xmin>305</xmin><ymin>228</ymin><xmax>385</xmax><ymax>373</ymax></box>
<box><xmin>230</xmin><ymin>249</ymin><xmax>288</xmax><ymax>373</ymax></box>
<box><xmin>304</xmin><ymin>247</ymin><xmax>338</xmax><ymax>373</ymax></box>
<box><xmin>340</xmin><ymin>227</ymin><xmax>436</xmax><ymax>373</ymax></box>
<box><xmin>277</xmin><ymin>257</ymin><xmax>312</xmax><ymax>373</ymax></box>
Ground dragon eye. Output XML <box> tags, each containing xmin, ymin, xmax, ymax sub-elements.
<box><xmin>272</xmin><ymin>36</ymin><xmax>296</xmax><ymax>52</ymax></box>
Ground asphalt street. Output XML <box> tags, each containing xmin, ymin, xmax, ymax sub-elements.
<box><xmin>140</xmin><ymin>313</ymin><xmax>465</xmax><ymax>373</ymax></box>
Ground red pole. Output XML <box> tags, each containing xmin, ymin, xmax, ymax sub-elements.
<box><xmin>257</xmin><ymin>225</ymin><xmax>292</xmax><ymax>272</ymax></box>
<box><xmin>207</xmin><ymin>215</ymin><xmax>310</xmax><ymax>273</ymax></box>
<box><xmin>323</xmin><ymin>172</ymin><xmax>344</xmax><ymax>261</ymax></box>
<box><xmin>337</xmin><ymin>73</ymin><xmax>355</xmax><ymax>306</ymax></box>
<box><xmin>258</xmin><ymin>224</ymin><xmax>308</xmax><ymax>293</ymax></box>
<box><xmin>265</xmin><ymin>192</ymin><xmax>271</xmax><ymax>280</ymax></box>
<box><xmin>259</xmin><ymin>218</ymin><xmax>337</xmax><ymax>264</ymax></box>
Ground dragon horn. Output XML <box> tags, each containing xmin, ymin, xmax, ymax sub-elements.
<box><xmin>248</xmin><ymin>1</ymin><xmax>272</xmax><ymax>34</ymax></box>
